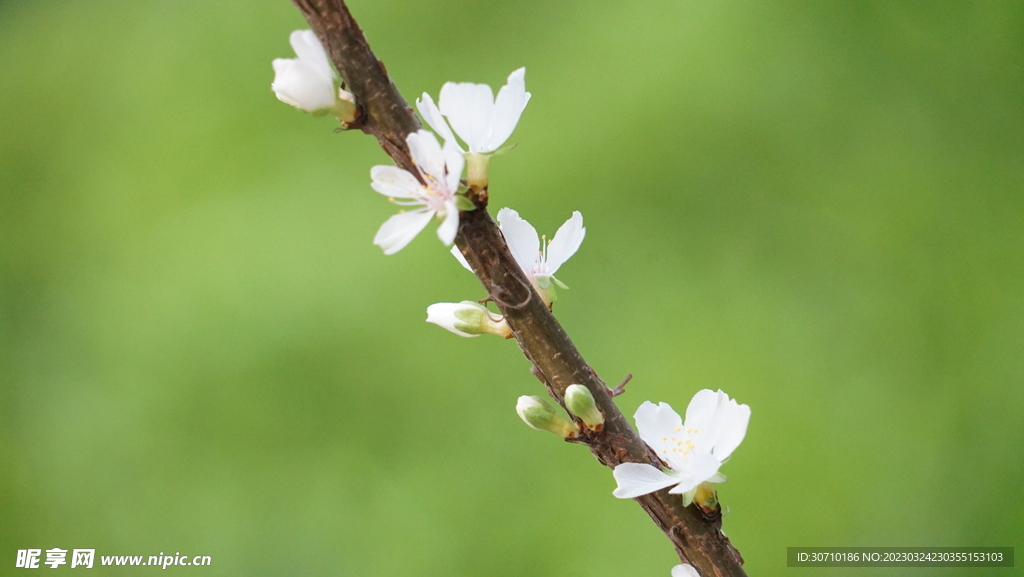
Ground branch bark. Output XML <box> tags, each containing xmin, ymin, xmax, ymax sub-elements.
<box><xmin>290</xmin><ymin>1</ymin><xmax>746</xmax><ymax>574</ymax></box>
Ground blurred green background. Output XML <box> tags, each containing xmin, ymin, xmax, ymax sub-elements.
<box><xmin>2</xmin><ymin>0</ymin><xmax>1022</xmax><ymax>575</ymax></box>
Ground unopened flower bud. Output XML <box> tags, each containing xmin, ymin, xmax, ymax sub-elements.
<box><xmin>271</xmin><ymin>30</ymin><xmax>357</xmax><ymax>124</ymax></box>
<box><xmin>516</xmin><ymin>396</ymin><xmax>578</xmax><ymax>438</ymax></box>
<box><xmin>426</xmin><ymin>301</ymin><xmax>512</xmax><ymax>338</ymax></box>
<box><xmin>564</xmin><ymin>384</ymin><xmax>604</xmax><ymax>430</ymax></box>
<box><xmin>671</xmin><ymin>564</ymin><xmax>700</xmax><ymax>577</ymax></box>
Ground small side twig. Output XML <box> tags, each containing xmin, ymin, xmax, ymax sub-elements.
<box><xmin>609</xmin><ymin>373</ymin><xmax>632</xmax><ymax>397</ymax></box>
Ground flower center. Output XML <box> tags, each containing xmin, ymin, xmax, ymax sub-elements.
<box><xmin>532</xmin><ymin>234</ymin><xmax>550</xmax><ymax>276</ymax></box>
<box><xmin>418</xmin><ymin>174</ymin><xmax>452</xmax><ymax>212</ymax></box>
<box><xmin>661</xmin><ymin>427</ymin><xmax>698</xmax><ymax>461</ymax></box>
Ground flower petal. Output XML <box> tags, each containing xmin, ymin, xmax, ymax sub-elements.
<box><xmin>711</xmin><ymin>398</ymin><xmax>750</xmax><ymax>462</ymax></box>
<box><xmin>545</xmin><ymin>211</ymin><xmax>585</xmax><ymax>274</ymax></box>
<box><xmin>634</xmin><ymin>401</ymin><xmax>693</xmax><ymax>472</ymax></box>
<box><xmin>426</xmin><ymin>303</ymin><xmax>479</xmax><ymax>338</ymax></box>
<box><xmin>672</xmin><ymin>564</ymin><xmax>700</xmax><ymax>577</ymax></box>
<box><xmin>634</xmin><ymin>401</ymin><xmax>683</xmax><ymax>449</ymax></box>
<box><xmin>684</xmin><ymin>389</ymin><xmax>750</xmax><ymax>462</ymax></box>
<box><xmin>416</xmin><ymin>93</ymin><xmax>461</xmax><ymax>152</ymax></box>
<box><xmin>441</xmin><ymin>140</ymin><xmax>465</xmax><ymax>194</ymax></box>
<box><xmin>271</xmin><ymin>59</ymin><xmax>336</xmax><ymax>111</ymax></box>
<box><xmin>666</xmin><ymin>452</ymin><xmax>721</xmax><ymax>495</ymax></box>
<box><xmin>612</xmin><ymin>463</ymin><xmax>681</xmax><ymax>499</ymax></box>
<box><xmin>436</xmin><ymin>200</ymin><xmax>459</xmax><ymax>246</ymax></box>
<box><xmin>439</xmin><ymin>81</ymin><xmax>495</xmax><ymax>153</ymax></box>
<box><xmin>450</xmin><ymin>245</ymin><xmax>473</xmax><ymax>272</ymax></box>
<box><xmin>289</xmin><ymin>30</ymin><xmax>332</xmax><ymax>78</ymax></box>
<box><xmin>497</xmin><ymin>207</ymin><xmax>540</xmax><ymax>277</ymax></box>
<box><xmin>370</xmin><ymin>166</ymin><xmax>422</xmax><ymax>199</ymax></box>
<box><xmin>488</xmin><ymin>67</ymin><xmax>531</xmax><ymax>151</ymax></box>
<box><xmin>373</xmin><ymin>209</ymin><xmax>433</xmax><ymax>255</ymax></box>
<box><xmin>407</xmin><ymin>130</ymin><xmax>448</xmax><ymax>186</ymax></box>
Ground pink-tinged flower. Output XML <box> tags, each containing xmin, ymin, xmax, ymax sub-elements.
<box><xmin>452</xmin><ymin>208</ymin><xmax>584</xmax><ymax>305</ymax></box>
<box><xmin>612</xmin><ymin>390</ymin><xmax>750</xmax><ymax>507</ymax></box>
<box><xmin>370</xmin><ymin>130</ymin><xmax>464</xmax><ymax>254</ymax></box>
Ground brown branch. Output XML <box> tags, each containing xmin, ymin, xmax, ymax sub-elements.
<box><xmin>290</xmin><ymin>1</ymin><xmax>746</xmax><ymax>575</ymax></box>
<box><xmin>291</xmin><ymin>0</ymin><xmax>421</xmax><ymax>173</ymax></box>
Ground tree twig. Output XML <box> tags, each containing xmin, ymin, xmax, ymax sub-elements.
<box><xmin>289</xmin><ymin>1</ymin><xmax>746</xmax><ymax>574</ymax></box>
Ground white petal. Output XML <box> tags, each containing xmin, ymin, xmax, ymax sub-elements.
<box><xmin>373</xmin><ymin>209</ymin><xmax>433</xmax><ymax>255</ymax></box>
<box><xmin>436</xmin><ymin>200</ymin><xmax>459</xmax><ymax>246</ymax></box>
<box><xmin>271</xmin><ymin>59</ymin><xmax>335</xmax><ymax>111</ymax></box>
<box><xmin>289</xmin><ymin>30</ymin><xmax>332</xmax><ymax>78</ymax></box>
<box><xmin>487</xmin><ymin>67</ymin><xmax>531</xmax><ymax>151</ymax></box>
<box><xmin>684</xmin><ymin>390</ymin><xmax>750</xmax><ymax>462</ymax></box>
<box><xmin>406</xmin><ymin>130</ymin><xmax>447</xmax><ymax>186</ymax></box>
<box><xmin>634</xmin><ymin>401</ymin><xmax>691</xmax><ymax>472</ymax></box>
<box><xmin>439</xmin><ymin>81</ymin><xmax>495</xmax><ymax>153</ymax></box>
<box><xmin>416</xmin><ymin>93</ymin><xmax>461</xmax><ymax>152</ymax></box>
<box><xmin>426</xmin><ymin>303</ymin><xmax>479</xmax><ymax>338</ymax></box>
<box><xmin>711</xmin><ymin>399</ymin><xmax>750</xmax><ymax>462</ymax></box>
<box><xmin>611</xmin><ymin>463</ymin><xmax>681</xmax><ymax>499</ymax></box>
<box><xmin>672</xmin><ymin>564</ymin><xmax>700</xmax><ymax>577</ymax></box>
<box><xmin>497</xmin><ymin>207</ymin><xmax>540</xmax><ymax>276</ymax></box>
<box><xmin>450</xmin><ymin>245</ymin><xmax>473</xmax><ymax>272</ymax></box>
<box><xmin>370</xmin><ymin>165</ymin><xmax>422</xmax><ymax>199</ymax></box>
<box><xmin>441</xmin><ymin>140</ymin><xmax>465</xmax><ymax>193</ymax></box>
<box><xmin>666</xmin><ymin>452</ymin><xmax>721</xmax><ymax>495</ymax></box>
<box><xmin>544</xmin><ymin>211</ymin><xmax>585</xmax><ymax>273</ymax></box>
<box><xmin>634</xmin><ymin>401</ymin><xmax>683</xmax><ymax>449</ymax></box>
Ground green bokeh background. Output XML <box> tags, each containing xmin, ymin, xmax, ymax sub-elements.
<box><xmin>2</xmin><ymin>1</ymin><xmax>1022</xmax><ymax>575</ymax></box>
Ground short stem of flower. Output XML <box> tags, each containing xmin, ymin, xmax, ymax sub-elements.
<box><xmin>466</xmin><ymin>153</ymin><xmax>490</xmax><ymax>191</ymax></box>
<box><xmin>332</xmin><ymin>96</ymin><xmax>359</xmax><ymax>126</ymax></box>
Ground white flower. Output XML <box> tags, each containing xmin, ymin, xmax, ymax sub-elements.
<box><xmin>370</xmin><ymin>130</ymin><xmax>465</xmax><ymax>254</ymax></box>
<box><xmin>272</xmin><ymin>30</ymin><xmax>340</xmax><ymax>112</ymax></box>
<box><xmin>612</xmin><ymin>390</ymin><xmax>750</xmax><ymax>506</ymax></box>
<box><xmin>416</xmin><ymin>67</ymin><xmax>531</xmax><ymax>154</ymax></box>
<box><xmin>451</xmin><ymin>208</ymin><xmax>585</xmax><ymax>305</ymax></box>
<box><xmin>426</xmin><ymin>301</ymin><xmax>511</xmax><ymax>338</ymax></box>
<box><xmin>672</xmin><ymin>564</ymin><xmax>700</xmax><ymax>577</ymax></box>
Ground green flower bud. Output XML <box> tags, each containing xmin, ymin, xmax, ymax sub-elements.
<box><xmin>426</xmin><ymin>301</ymin><xmax>511</xmax><ymax>338</ymax></box>
<box><xmin>564</xmin><ymin>384</ymin><xmax>604</xmax><ymax>430</ymax></box>
<box><xmin>516</xmin><ymin>396</ymin><xmax>578</xmax><ymax>438</ymax></box>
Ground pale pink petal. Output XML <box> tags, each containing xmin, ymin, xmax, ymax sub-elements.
<box><xmin>497</xmin><ymin>207</ymin><xmax>539</xmax><ymax>276</ymax></box>
<box><xmin>612</xmin><ymin>463</ymin><xmax>681</xmax><ymax>499</ymax></box>
<box><xmin>436</xmin><ymin>200</ymin><xmax>459</xmax><ymax>246</ymax></box>
<box><xmin>441</xmin><ymin>140</ymin><xmax>464</xmax><ymax>193</ymax></box>
<box><xmin>370</xmin><ymin>165</ymin><xmax>422</xmax><ymax>199</ymax></box>
<box><xmin>488</xmin><ymin>67</ymin><xmax>531</xmax><ymax>150</ymax></box>
<box><xmin>439</xmin><ymin>82</ymin><xmax>495</xmax><ymax>153</ymax></box>
<box><xmin>545</xmin><ymin>211</ymin><xmax>585</xmax><ymax>273</ymax></box>
<box><xmin>373</xmin><ymin>209</ymin><xmax>433</xmax><ymax>255</ymax></box>
<box><xmin>406</xmin><ymin>130</ymin><xmax>447</xmax><ymax>186</ymax></box>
